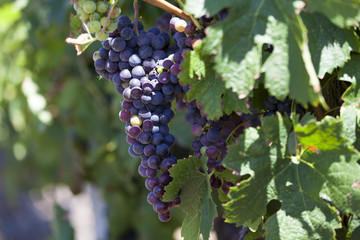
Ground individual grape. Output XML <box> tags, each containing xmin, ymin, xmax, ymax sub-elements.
<box><xmin>96</xmin><ymin>1</ymin><xmax>108</xmax><ymax>13</ymax></box>
<box><xmin>151</xmin><ymin>35</ymin><xmax>166</xmax><ymax>50</ymax></box>
<box><xmin>146</xmin><ymin>168</ymin><xmax>157</xmax><ymax>178</ymax></box>
<box><xmin>120</xmin><ymin>27</ymin><xmax>134</xmax><ymax>40</ymax></box>
<box><xmin>158</xmin><ymin>212</ymin><xmax>171</xmax><ymax>222</ymax></box>
<box><xmin>148</xmin><ymin>26</ymin><xmax>160</xmax><ymax>35</ymax></box>
<box><xmin>120</xmin><ymin>69</ymin><xmax>132</xmax><ymax>81</ymax></box>
<box><xmin>129</xmin><ymin>78</ymin><xmax>141</xmax><ymax>88</ymax></box>
<box><xmin>169</xmin><ymin>197</ymin><xmax>181</xmax><ymax>207</ymax></box>
<box><xmin>141</xmin><ymin>95</ymin><xmax>152</xmax><ymax>104</ymax></box>
<box><xmin>170</xmin><ymin>17</ymin><xmax>180</xmax><ymax>29</ymax></box>
<box><xmin>119</xmin><ymin>48</ymin><xmax>133</xmax><ymax>62</ymax></box>
<box><xmin>110</xmin><ymin>37</ymin><xmax>126</xmax><ymax>52</ymax></box>
<box><xmin>151</xmin><ymin>91</ymin><xmax>164</xmax><ymax>105</ymax></box>
<box><xmin>128</xmin><ymin>125</ymin><xmax>142</xmax><ymax>139</ymax></box>
<box><xmin>133</xmin><ymin>142</ymin><xmax>144</xmax><ymax>155</ymax></box>
<box><xmin>117</xmin><ymin>15</ymin><xmax>132</xmax><ymax>31</ymax></box>
<box><xmin>206</xmin><ymin>146</ymin><xmax>219</xmax><ymax>159</ymax></box>
<box><xmin>184</xmin><ymin>22</ymin><xmax>196</xmax><ymax>35</ymax></box>
<box><xmin>156</xmin><ymin>144</ymin><xmax>170</xmax><ymax>158</ymax></box>
<box><xmin>130</xmin><ymin>115</ymin><xmax>142</xmax><ymax>126</ymax></box>
<box><xmin>163</xmin><ymin>134</ymin><xmax>175</xmax><ymax>147</ymax></box>
<box><xmin>132</xmin><ymin>66</ymin><xmax>146</xmax><ymax>78</ymax></box>
<box><xmin>126</xmin><ymin>135</ymin><xmax>137</xmax><ymax>145</ymax></box>
<box><xmin>119</xmin><ymin>110</ymin><xmax>131</xmax><ymax>122</ymax></box>
<box><xmin>152</xmin><ymin>50</ymin><xmax>166</xmax><ymax>61</ymax></box>
<box><xmin>142</xmin><ymin>119</ymin><xmax>153</xmax><ymax>132</ymax></box>
<box><xmin>170</xmin><ymin>63</ymin><xmax>181</xmax><ymax>75</ymax></box>
<box><xmin>148</xmin><ymin>155</ymin><xmax>161</xmax><ymax>169</ymax></box>
<box><xmin>126</xmin><ymin>35</ymin><xmax>138</xmax><ymax>48</ymax></box>
<box><xmin>138</xmin><ymin>165</ymin><xmax>147</xmax><ymax>177</ymax></box>
<box><xmin>210</xmin><ymin>174</ymin><xmax>222</xmax><ymax>189</ymax></box>
<box><xmin>154</xmin><ymin>201</ymin><xmax>168</xmax><ymax>214</ymax></box>
<box><xmin>87</xmin><ymin>20</ymin><xmax>101</xmax><ymax>33</ymax></box>
<box><xmin>152</xmin><ymin>133</ymin><xmax>163</xmax><ymax>145</ymax></box>
<box><xmin>159</xmin><ymin>125</ymin><xmax>169</xmax><ymax>135</ymax></box>
<box><xmin>138</xmin><ymin>132</ymin><xmax>152</xmax><ymax>145</ymax></box>
<box><xmin>105</xmin><ymin>60</ymin><xmax>118</xmax><ymax>73</ymax></box>
<box><xmin>108</xmin><ymin>50</ymin><xmax>120</xmax><ymax>62</ymax></box>
<box><xmin>206</xmin><ymin>128</ymin><xmax>220</xmax><ymax>142</ymax></box>
<box><xmin>263</xmin><ymin>98</ymin><xmax>276</xmax><ymax>111</ymax></box>
<box><xmin>158</xmin><ymin>72</ymin><xmax>170</xmax><ymax>84</ymax></box>
<box><xmin>138</xmin><ymin>45</ymin><xmax>153</xmax><ymax>59</ymax></box>
<box><xmin>191</xmin><ymin>124</ymin><xmax>203</xmax><ymax>137</ymax></box>
<box><xmin>192</xmin><ymin>140</ymin><xmax>202</xmax><ymax>152</ymax></box>
<box><xmin>129</xmin><ymin>54</ymin><xmax>142</xmax><ymax>67</ymax></box>
<box><xmin>153</xmin><ymin>185</ymin><xmax>165</xmax><ymax>198</ymax></box>
<box><xmin>94</xmin><ymin>58</ymin><xmax>106</xmax><ymax>71</ymax></box>
<box><xmin>147</xmin><ymin>192</ymin><xmax>159</xmax><ymax>205</ymax></box>
<box><xmin>89</xmin><ymin>12</ymin><xmax>100</xmax><ymax>21</ymax></box>
<box><xmin>145</xmin><ymin>177</ymin><xmax>159</xmax><ymax>190</ymax></box>
<box><xmin>133</xmin><ymin>99</ymin><xmax>145</xmax><ymax>109</ymax></box>
<box><xmin>83</xmin><ymin>1</ymin><xmax>96</xmax><ymax>14</ymax></box>
<box><xmin>128</xmin><ymin>145</ymin><xmax>139</xmax><ymax>158</ymax></box>
<box><xmin>159</xmin><ymin>172</ymin><xmax>172</xmax><ymax>186</ymax></box>
<box><xmin>174</xmin><ymin>19</ymin><xmax>187</xmax><ymax>32</ymax></box>
<box><xmin>143</xmin><ymin>144</ymin><xmax>156</xmax><ymax>157</ymax></box>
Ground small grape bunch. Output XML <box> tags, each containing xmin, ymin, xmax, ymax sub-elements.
<box><xmin>73</xmin><ymin>0</ymin><xmax>121</xmax><ymax>41</ymax></box>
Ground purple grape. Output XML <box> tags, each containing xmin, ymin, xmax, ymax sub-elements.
<box><xmin>119</xmin><ymin>110</ymin><xmax>131</xmax><ymax>122</ymax></box>
<box><xmin>169</xmin><ymin>196</ymin><xmax>181</xmax><ymax>207</ymax></box>
<box><xmin>145</xmin><ymin>177</ymin><xmax>159</xmax><ymax>190</ymax></box>
<box><xmin>128</xmin><ymin>126</ymin><xmax>142</xmax><ymax>139</ymax></box>
<box><xmin>147</xmin><ymin>192</ymin><xmax>159</xmax><ymax>205</ymax></box>
<box><xmin>143</xmin><ymin>144</ymin><xmax>156</xmax><ymax>156</ymax></box>
<box><xmin>153</xmin><ymin>185</ymin><xmax>165</xmax><ymax>198</ymax></box>
<box><xmin>142</xmin><ymin>119</ymin><xmax>153</xmax><ymax>132</ymax></box>
<box><xmin>192</xmin><ymin>124</ymin><xmax>203</xmax><ymax>137</ymax></box>
<box><xmin>158</xmin><ymin>211</ymin><xmax>171</xmax><ymax>222</ymax></box>
<box><xmin>138</xmin><ymin>165</ymin><xmax>147</xmax><ymax>177</ymax></box>
<box><xmin>146</xmin><ymin>168</ymin><xmax>157</xmax><ymax>178</ymax></box>
<box><xmin>206</xmin><ymin>146</ymin><xmax>219</xmax><ymax>159</ymax></box>
<box><xmin>159</xmin><ymin>172</ymin><xmax>172</xmax><ymax>186</ymax></box>
<box><xmin>126</xmin><ymin>135</ymin><xmax>136</xmax><ymax>145</ymax></box>
<box><xmin>148</xmin><ymin>155</ymin><xmax>161</xmax><ymax>169</ymax></box>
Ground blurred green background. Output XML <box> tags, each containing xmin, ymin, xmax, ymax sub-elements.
<box><xmin>0</xmin><ymin>0</ymin><xmax>199</xmax><ymax>239</ymax></box>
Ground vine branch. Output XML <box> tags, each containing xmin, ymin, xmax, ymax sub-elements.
<box><xmin>142</xmin><ymin>0</ymin><xmax>192</xmax><ymax>21</ymax></box>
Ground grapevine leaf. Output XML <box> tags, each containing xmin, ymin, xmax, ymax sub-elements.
<box><xmin>306</xmin><ymin>0</ymin><xmax>360</xmax><ymax>28</ymax></box>
<box><xmin>181</xmin><ymin>211</ymin><xmax>201</xmax><ymax>240</ymax></box>
<box><xmin>70</xmin><ymin>14</ymin><xmax>82</xmax><ymax>37</ymax></box>
<box><xmin>294</xmin><ymin>116</ymin><xmax>349</xmax><ymax>150</ymax></box>
<box><xmin>179</xmin><ymin>44</ymin><xmax>207</xmax><ymax>85</ymax></box>
<box><xmin>202</xmin><ymin>0</ymin><xmax>324</xmax><ymax>106</ymax></box>
<box><xmin>302</xmin><ymin>13</ymin><xmax>360</xmax><ymax>78</ymax></box>
<box><xmin>350</xmin><ymin>216</ymin><xmax>360</xmax><ymax>239</ymax></box>
<box><xmin>339</xmin><ymin>54</ymin><xmax>360</xmax><ymax>94</ymax></box>
<box><xmin>262</xmin><ymin>113</ymin><xmax>292</xmax><ymax>157</ymax></box>
<box><xmin>244</xmin><ymin>224</ymin><xmax>265</xmax><ymax>240</ymax></box>
<box><xmin>180</xmin><ymin>42</ymin><xmax>250</xmax><ymax>119</ymax></box>
<box><xmin>199</xmin><ymin>171</ymin><xmax>217</xmax><ymax>240</ymax></box>
<box><xmin>223</xmin><ymin>115</ymin><xmax>360</xmax><ymax>239</ymax></box>
<box><xmin>162</xmin><ymin>156</ymin><xmax>203</xmax><ymax>202</ymax></box>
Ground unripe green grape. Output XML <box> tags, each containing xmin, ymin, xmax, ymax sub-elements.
<box><xmin>77</xmin><ymin>0</ymin><xmax>85</xmax><ymax>6</ymax></box>
<box><xmin>83</xmin><ymin>1</ymin><xmax>96</xmax><ymax>14</ymax></box>
<box><xmin>106</xmin><ymin>21</ymin><xmax>117</xmax><ymax>32</ymax></box>
<box><xmin>73</xmin><ymin>4</ymin><xmax>79</xmax><ymax>11</ymax></box>
<box><xmin>100</xmin><ymin>17</ymin><xmax>107</xmax><ymax>26</ymax></box>
<box><xmin>110</xmin><ymin>7</ymin><xmax>121</xmax><ymax>19</ymax></box>
<box><xmin>87</xmin><ymin>20</ymin><xmax>101</xmax><ymax>33</ymax></box>
<box><xmin>93</xmin><ymin>51</ymin><xmax>100</xmax><ymax>61</ymax></box>
<box><xmin>97</xmin><ymin>1</ymin><xmax>108</xmax><ymax>13</ymax></box>
<box><xmin>96</xmin><ymin>31</ymin><xmax>109</xmax><ymax>41</ymax></box>
<box><xmin>78</xmin><ymin>8</ymin><xmax>89</xmax><ymax>21</ymax></box>
<box><xmin>89</xmin><ymin>12</ymin><xmax>100</xmax><ymax>21</ymax></box>
<box><xmin>200</xmin><ymin>146</ymin><xmax>207</xmax><ymax>156</ymax></box>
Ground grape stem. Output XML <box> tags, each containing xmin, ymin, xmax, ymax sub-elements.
<box><xmin>226</xmin><ymin>112</ymin><xmax>265</xmax><ymax>143</ymax></box>
<box><xmin>133</xmin><ymin>0</ymin><xmax>140</xmax><ymax>36</ymax></box>
<box><xmin>141</xmin><ymin>0</ymin><xmax>192</xmax><ymax>21</ymax></box>
<box><xmin>96</xmin><ymin>0</ymin><xmax>119</xmax><ymax>41</ymax></box>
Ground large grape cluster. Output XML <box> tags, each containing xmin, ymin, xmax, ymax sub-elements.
<box><xmin>73</xmin><ymin>0</ymin><xmax>121</xmax><ymax>41</ymax></box>
<box><xmin>93</xmin><ymin>14</ymin><xmax>192</xmax><ymax>222</ymax></box>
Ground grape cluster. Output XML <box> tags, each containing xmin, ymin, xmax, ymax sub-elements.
<box><xmin>185</xmin><ymin>102</ymin><xmax>244</xmax><ymax>192</ymax></box>
<box><xmin>263</xmin><ymin>96</ymin><xmax>305</xmax><ymax>117</ymax></box>
<box><xmin>73</xmin><ymin>0</ymin><xmax>121</xmax><ymax>41</ymax></box>
<box><xmin>93</xmin><ymin>14</ymin><xmax>194</xmax><ymax>222</ymax></box>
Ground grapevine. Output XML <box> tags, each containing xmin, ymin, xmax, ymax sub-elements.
<box><xmin>67</xmin><ymin>1</ymin><xmax>360</xmax><ymax>240</ymax></box>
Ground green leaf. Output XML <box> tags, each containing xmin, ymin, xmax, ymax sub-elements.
<box><xmin>53</xmin><ymin>205</ymin><xmax>74</xmax><ymax>240</ymax></box>
<box><xmin>302</xmin><ymin>13</ymin><xmax>360</xmax><ymax>78</ymax></box>
<box><xmin>179</xmin><ymin>42</ymin><xmax>249</xmax><ymax>119</ymax></box>
<box><xmin>163</xmin><ymin>156</ymin><xmax>203</xmax><ymax>202</ymax></box>
<box><xmin>339</xmin><ymin>54</ymin><xmax>360</xmax><ymax>94</ymax></box>
<box><xmin>350</xmin><ymin>216</ymin><xmax>360</xmax><ymax>239</ymax></box>
<box><xmin>181</xmin><ymin>211</ymin><xmax>201</xmax><ymax>240</ymax></box>
<box><xmin>202</xmin><ymin>0</ymin><xmax>324</xmax><ymax>106</ymax></box>
<box><xmin>223</xmin><ymin>116</ymin><xmax>360</xmax><ymax>239</ymax></box>
<box><xmin>306</xmin><ymin>0</ymin><xmax>360</xmax><ymax>28</ymax></box>
<box><xmin>295</xmin><ymin>116</ymin><xmax>349</xmax><ymax>150</ymax></box>
<box><xmin>70</xmin><ymin>14</ymin><xmax>82</xmax><ymax>37</ymax></box>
